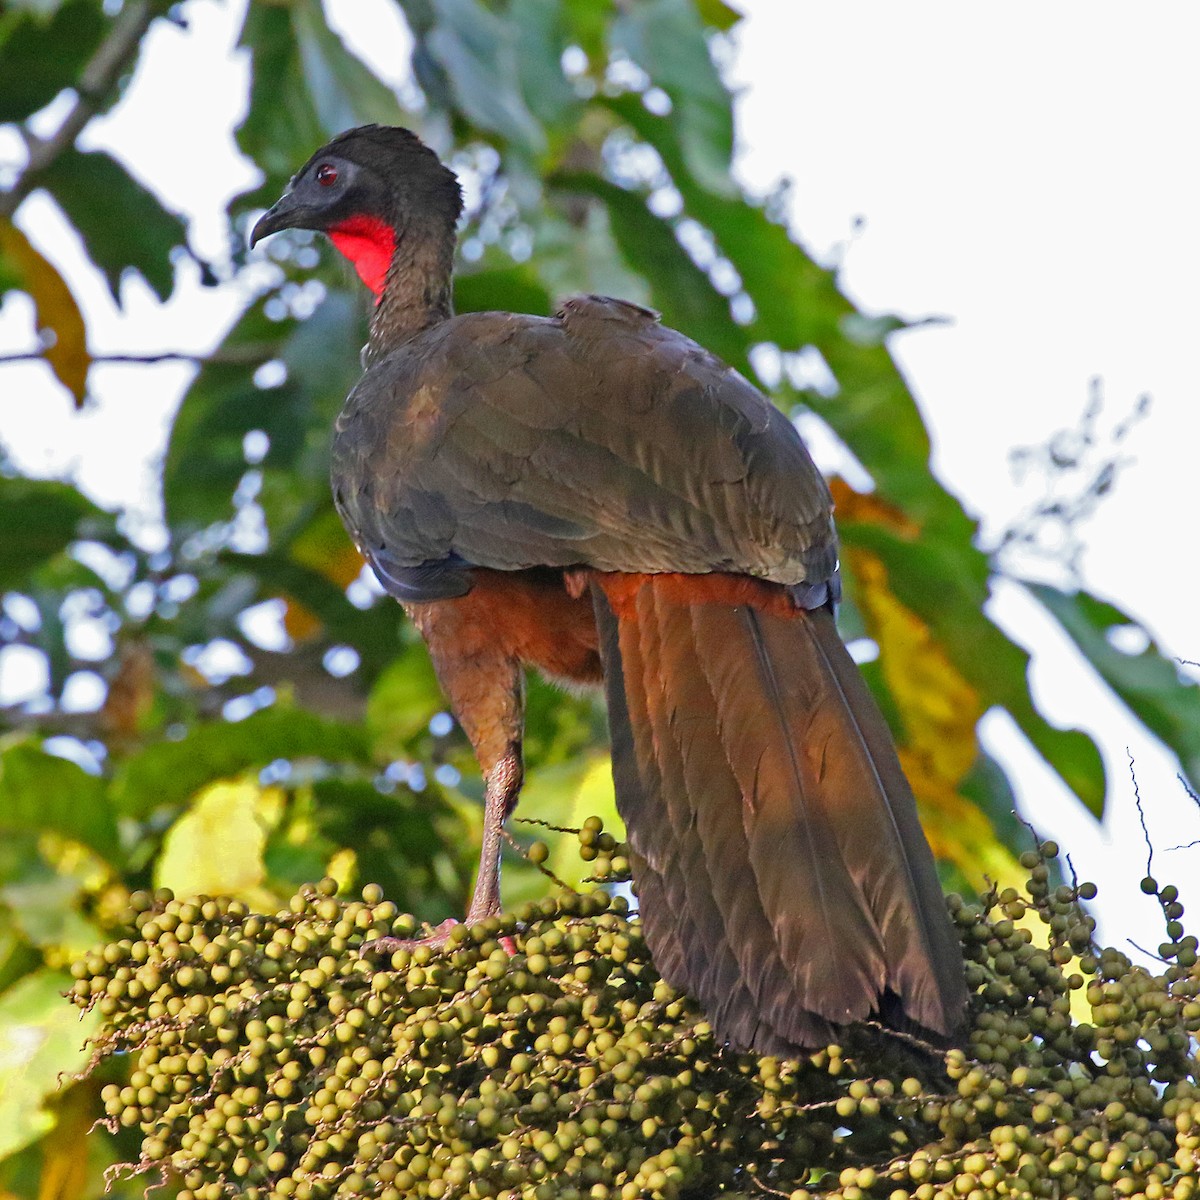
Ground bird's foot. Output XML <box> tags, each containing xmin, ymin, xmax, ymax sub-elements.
<box><xmin>361</xmin><ymin>918</ymin><xmax>462</xmax><ymax>958</ymax></box>
<box><xmin>361</xmin><ymin>918</ymin><xmax>516</xmax><ymax>961</ymax></box>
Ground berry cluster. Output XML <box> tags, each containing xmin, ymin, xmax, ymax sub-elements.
<box><xmin>71</xmin><ymin>830</ymin><xmax>1200</xmax><ymax>1199</ymax></box>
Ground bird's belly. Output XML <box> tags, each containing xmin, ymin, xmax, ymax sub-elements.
<box><xmin>404</xmin><ymin>568</ymin><xmax>603</xmax><ymax>686</ymax></box>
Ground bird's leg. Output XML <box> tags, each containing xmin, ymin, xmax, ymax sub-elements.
<box><xmin>465</xmin><ymin>747</ymin><xmax>523</xmax><ymax>923</ymax></box>
<box><xmin>364</xmin><ymin>608</ymin><xmax>525</xmax><ymax>957</ymax></box>
<box><xmin>363</xmin><ymin>743</ymin><xmax>522</xmax><ymax>958</ymax></box>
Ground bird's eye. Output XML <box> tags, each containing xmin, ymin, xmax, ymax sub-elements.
<box><xmin>315</xmin><ymin>163</ymin><xmax>339</xmax><ymax>187</ymax></box>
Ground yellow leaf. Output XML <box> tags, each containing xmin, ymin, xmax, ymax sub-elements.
<box><xmin>155</xmin><ymin>780</ymin><xmax>278</xmax><ymax>904</ymax></box>
<box><xmin>280</xmin><ymin>509</ymin><xmax>366</xmax><ymax>640</ymax></box>
<box><xmin>0</xmin><ymin>972</ymin><xmax>100</xmax><ymax>1161</ymax></box>
<box><xmin>829</xmin><ymin>476</ymin><xmax>921</xmax><ymax>539</ymax></box>
<box><xmin>283</xmin><ymin>603</ymin><xmax>323</xmax><ymax>642</ymax></box>
<box><xmin>829</xmin><ymin>482</ymin><xmax>1015</xmax><ymax>887</ymax></box>
<box><xmin>506</xmin><ymin>753</ymin><xmax>619</xmax><ymax>897</ymax></box>
<box><xmin>898</xmin><ymin>749</ymin><xmax>1025</xmax><ymax>894</ymax></box>
<box><xmin>0</xmin><ymin>217</ymin><xmax>90</xmax><ymax>407</ymax></box>
<box><xmin>568</xmin><ymin>756</ymin><xmax>622</xmax><ymax>838</ymax></box>
<box><xmin>325</xmin><ymin>846</ymin><xmax>357</xmax><ymax>892</ymax></box>
<box><xmin>847</xmin><ymin>546</ymin><xmax>981</xmax><ymax>784</ymax></box>
<box><xmin>556</xmin><ymin>754</ymin><xmax>622</xmax><ymax>890</ymax></box>
<box><xmin>291</xmin><ymin>509</ymin><xmax>367</xmax><ymax>588</ymax></box>
<box><xmin>37</xmin><ymin>1083</ymin><xmax>92</xmax><ymax>1200</ymax></box>
<box><xmin>843</xmin><ymin>544</ymin><xmax>1004</xmax><ymax>886</ymax></box>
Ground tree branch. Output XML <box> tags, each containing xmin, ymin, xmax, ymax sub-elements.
<box><xmin>0</xmin><ymin>0</ymin><xmax>156</xmax><ymax>219</ymax></box>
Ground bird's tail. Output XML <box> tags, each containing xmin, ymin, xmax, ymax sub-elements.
<box><xmin>590</xmin><ymin>572</ymin><xmax>966</xmax><ymax>1055</ymax></box>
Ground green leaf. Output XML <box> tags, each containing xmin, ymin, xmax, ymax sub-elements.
<box><xmin>1030</xmin><ymin>584</ymin><xmax>1200</xmax><ymax>789</ymax></box>
<box><xmin>0</xmin><ymin>740</ymin><xmax>120</xmax><ymax>862</ymax></box>
<box><xmin>455</xmin><ymin>264</ymin><xmax>553</xmax><ymax>317</ymax></box>
<box><xmin>162</xmin><ymin>296</ymin><xmax>295</xmax><ymax>529</ymax></box>
<box><xmin>0</xmin><ymin>969</ymin><xmax>101</xmax><ymax>1159</ymax></box>
<box><xmin>552</xmin><ymin>171</ymin><xmax>746</xmax><ymax>369</ymax></box>
<box><xmin>265</xmin><ymin>291</ymin><xmax>368</xmax><ymax>529</ymax></box>
<box><xmin>958</xmin><ymin>749</ymin><xmax>1031</xmax><ymax>870</ymax></box>
<box><xmin>532</xmin><ymin>207</ymin><xmax>653</xmax><ymax>307</ymax></box>
<box><xmin>39</xmin><ymin>148</ymin><xmax>187</xmax><ymax>303</ymax></box>
<box><xmin>0</xmin><ymin>0</ymin><xmax>106</xmax><ymax>122</ymax></box>
<box><xmin>606</xmin><ymin>97</ymin><xmax>952</xmax><ymax>520</ymax></box>
<box><xmin>0</xmin><ymin>865</ymin><xmax>101</xmax><ymax>957</ymax></box>
<box><xmin>510</xmin><ymin>0</ymin><xmax>580</xmax><ymax>130</ymax></box>
<box><xmin>367</xmin><ymin>653</ymin><xmax>446</xmax><ymax>759</ymax></box>
<box><xmin>291</xmin><ymin>0</ymin><xmax>404</xmax><ymax>134</ymax></box>
<box><xmin>417</xmin><ymin>0</ymin><xmax>547</xmax><ymax>153</ymax></box>
<box><xmin>522</xmin><ymin>673</ymin><xmax>603</xmax><ymax>774</ymax></box>
<box><xmin>607</xmin><ymin>94</ymin><xmax>845</xmax><ymax>348</ymax></box>
<box><xmin>111</xmin><ymin>705</ymin><xmax>372</xmax><ymax>818</ymax></box>
<box><xmin>610</xmin><ymin>0</ymin><xmax>735</xmax><ymax>194</ymax></box>
<box><xmin>237</xmin><ymin>0</ymin><xmax>403</xmax><ymax>195</ymax></box>
<box><xmin>235</xmin><ymin>3</ymin><xmax>326</xmax><ymax>193</ymax></box>
<box><xmin>311</xmin><ymin>777</ymin><xmax>472</xmax><ymax>920</ymax></box>
<box><xmin>279</xmin><ymin>288</ymin><xmax>365</xmax><ymax>402</ymax></box>
<box><xmin>0</xmin><ymin>477</ymin><xmax>108</xmax><ymax>589</ymax></box>
<box><xmin>694</xmin><ymin>0</ymin><xmax>742</xmax><ymax>32</ymax></box>
<box><xmin>263</xmin><ymin>836</ymin><xmax>330</xmax><ymax>889</ymax></box>
<box><xmin>0</xmin><ymin>237</ymin><xmax>21</xmax><ymax>293</ymax></box>
<box><xmin>560</xmin><ymin>0</ymin><xmax>613</xmax><ymax>62</ymax></box>
<box><xmin>166</xmin><ymin>288</ymin><xmax>365</xmax><ymax>533</ymax></box>
<box><xmin>0</xmin><ymin>915</ymin><xmax>41</xmax><ymax>995</ymax></box>
<box><xmin>221</xmin><ymin>548</ymin><xmax>402</xmax><ymax>675</ymax></box>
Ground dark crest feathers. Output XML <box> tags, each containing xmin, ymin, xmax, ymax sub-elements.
<box><xmin>301</xmin><ymin>123</ymin><xmax>464</xmax><ymax>225</ymax></box>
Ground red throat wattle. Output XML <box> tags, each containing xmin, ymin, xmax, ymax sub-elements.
<box><xmin>328</xmin><ymin>216</ymin><xmax>395</xmax><ymax>301</ymax></box>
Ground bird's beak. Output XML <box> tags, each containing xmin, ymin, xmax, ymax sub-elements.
<box><xmin>250</xmin><ymin>191</ymin><xmax>315</xmax><ymax>248</ymax></box>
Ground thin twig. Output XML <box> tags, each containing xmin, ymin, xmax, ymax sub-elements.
<box><xmin>0</xmin><ymin>347</ymin><xmax>275</xmax><ymax>368</ymax></box>
<box><xmin>1065</xmin><ymin>853</ymin><xmax>1080</xmax><ymax>891</ymax></box>
<box><xmin>1127</xmin><ymin>939</ymin><xmax>1171</xmax><ymax>966</ymax></box>
<box><xmin>1165</xmin><ymin>775</ymin><xmax>1200</xmax><ymax>850</ymax></box>
<box><xmin>1128</xmin><ymin>748</ymin><xmax>1154</xmax><ymax>880</ymax></box>
<box><xmin>745</xmin><ymin>1169</ymin><xmax>792</xmax><ymax>1198</ymax></box>
<box><xmin>0</xmin><ymin>2</ymin><xmax>156</xmax><ymax>219</ymax></box>
<box><xmin>861</xmin><ymin>1019</ymin><xmax>947</xmax><ymax>1059</ymax></box>
<box><xmin>1016</xmin><ymin>813</ymin><xmax>1046</xmax><ymax>852</ymax></box>
<box><xmin>501</xmin><ymin>827</ymin><xmax>577</xmax><ymax>894</ymax></box>
<box><xmin>1178</xmin><ymin>772</ymin><xmax>1200</xmax><ymax>809</ymax></box>
<box><xmin>514</xmin><ymin>816</ymin><xmax>585</xmax><ymax>835</ymax></box>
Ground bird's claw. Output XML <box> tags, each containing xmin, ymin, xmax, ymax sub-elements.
<box><xmin>361</xmin><ymin>917</ymin><xmax>462</xmax><ymax>958</ymax></box>
<box><xmin>361</xmin><ymin>917</ymin><xmax>517</xmax><ymax>961</ymax></box>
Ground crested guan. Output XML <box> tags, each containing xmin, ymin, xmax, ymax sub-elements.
<box><xmin>251</xmin><ymin>124</ymin><xmax>967</xmax><ymax>1055</ymax></box>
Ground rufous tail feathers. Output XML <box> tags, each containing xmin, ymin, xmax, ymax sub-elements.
<box><xmin>590</xmin><ymin>572</ymin><xmax>966</xmax><ymax>1055</ymax></box>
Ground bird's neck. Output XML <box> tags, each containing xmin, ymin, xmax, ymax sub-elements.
<box><xmin>331</xmin><ymin>212</ymin><xmax>454</xmax><ymax>363</ymax></box>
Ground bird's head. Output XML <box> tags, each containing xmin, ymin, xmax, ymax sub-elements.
<box><xmin>249</xmin><ymin>125</ymin><xmax>463</xmax><ymax>300</ymax></box>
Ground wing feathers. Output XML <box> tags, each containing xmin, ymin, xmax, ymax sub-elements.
<box><xmin>332</xmin><ymin>309</ymin><xmax>837</xmax><ymax>588</ymax></box>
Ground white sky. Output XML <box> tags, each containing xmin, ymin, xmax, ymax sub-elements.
<box><xmin>730</xmin><ymin>3</ymin><xmax>1200</xmax><ymax>956</ymax></box>
<box><xmin>1</xmin><ymin>1</ymin><xmax>1199</xmax><ymax>953</ymax></box>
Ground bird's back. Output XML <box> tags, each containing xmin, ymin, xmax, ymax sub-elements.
<box><xmin>331</xmin><ymin>296</ymin><xmax>839</xmax><ymax>596</ymax></box>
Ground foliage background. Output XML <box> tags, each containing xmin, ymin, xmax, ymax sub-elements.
<box><xmin>1</xmin><ymin>0</ymin><xmax>1198</xmax><ymax>1195</ymax></box>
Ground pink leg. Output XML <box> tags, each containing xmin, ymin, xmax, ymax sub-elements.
<box><xmin>363</xmin><ymin>748</ymin><xmax>523</xmax><ymax>955</ymax></box>
<box><xmin>465</xmin><ymin>750</ymin><xmax>522</xmax><ymax>922</ymax></box>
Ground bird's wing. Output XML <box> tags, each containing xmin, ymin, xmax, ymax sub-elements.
<box><xmin>331</xmin><ymin>296</ymin><xmax>838</xmax><ymax>595</ymax></box>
